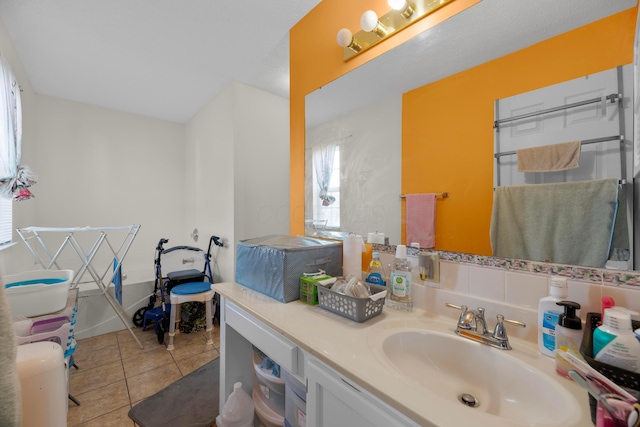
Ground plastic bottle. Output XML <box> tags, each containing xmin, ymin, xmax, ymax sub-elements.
<box><xmin>554</xmin><ymin>301</ymin><xmax>583</xmax><ymax>378</ymax></box>
<box><xmin>593</xmin><ymin>307</ymin><xmax>640</xmax><ymax>374</ymax></box>
<box><xmin>537</xmin><ymin>276</ymin><xmax>568</xmax><ymax>357</ymax></box>
<box><xmin>220</xmin><ymin>382</ymin><xmax>254</xmax><ymax>427</ymax></box>
<box><xmin>387</xmin><ymin>245</ymin><xmax>413</xmax><ymax>311</ymax></box>
<box><xmin>365</xmin><ymin>252</ymin><xmax>387</xmax><ymax>287</ymax></box>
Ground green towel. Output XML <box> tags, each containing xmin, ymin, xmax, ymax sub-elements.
<box><xmin>490</xmin><ymin>179</ymin><xmax>622</xmax><ymax>268</ymax></box>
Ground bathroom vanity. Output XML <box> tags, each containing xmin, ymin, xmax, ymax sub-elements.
<box><xmin>216</xmin><ymin>281</ymin><xmax>593</xmax><ymax>427</ymax></box>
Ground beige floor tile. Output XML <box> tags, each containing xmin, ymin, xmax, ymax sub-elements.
<box><xmin>167</xmin><ymin>334</ymin><xmax>216</xmax><ymax>361</ymax></box>
<box><xmin>119</xmin><ymin>333</ymin><xmax>165</xmax><ymax>359</ymax></box>
<box><xmin>176</xmin><ymin>349</ymin><xmax>220</xmax><ymax>376</ymax></box>
<box><xmin>67</xmin><ymin>380</ymin><xmax>130</xmax><ymax>426</ymax></box>
<box><xmin>75</xmin><ymin>404</ymin><xmax>134</xmax><ymax>427</ymax></box>
<box><xmin>127</xmin><ymin>362</ymin><xmax>182</xmax><ymax>403</ymax></box>
<box><xmin>122</xmin><ymin>346</ymin><xmax>174</xmax><ymax>378</ymax></box>
<box><xmin>72</xmin><ymin>343</ymin><xmax>121</xmax><ymax>370</ymax></box>
<box><xmin>70</xmin><ymin>360</ymin><xmax>125</xmax><ymax>396</ymax></box>
<box><xmin>76</xmin><ymin>332</ymin><xmax>119</xmax><ymax>353</ymax></box>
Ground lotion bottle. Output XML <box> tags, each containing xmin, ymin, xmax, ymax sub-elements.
<box><xmin>593</xmin><ymin>307</ymin><xmax>640</xmax><ymax>374</ymax></box>
<box><xmin>538</xmin><ymin>276</ymin><xmax>568</xmax><ymax>357</ymax></box>
<box><xmin>554</xmin><ymin>300</ymin><xmax>582</xmax><ymax>379</ymax></box>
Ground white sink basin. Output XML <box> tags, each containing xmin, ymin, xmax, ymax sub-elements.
<box><xmin>373</xmin><ymin>328</ymin><xmax>581</xmax><ymax>426</ymax></box>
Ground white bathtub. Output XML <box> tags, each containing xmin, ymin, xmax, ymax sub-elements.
<box><xmin>74</xmin><ymin>267</ymin><xmax>154</xmax><ymax>340</ymax></box>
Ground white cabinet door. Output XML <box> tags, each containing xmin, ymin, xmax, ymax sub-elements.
<box><xmin>306</xmin><ymin>357</ymin><xmax>420</xmax><ymax>427</ymax></box>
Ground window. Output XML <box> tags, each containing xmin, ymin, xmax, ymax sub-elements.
<box><xmin>0</xmin><ymin>54</ymin><xmax>22</xmax><ymax>246</ymax></box>
<box><xmin>312</xmin><ymin>145</ymin><xmax>340</xmax><ymax>229</ymax></box>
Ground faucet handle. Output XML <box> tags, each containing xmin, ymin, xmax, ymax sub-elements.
<box><xmin>445</xmin><ymin>303</ymin><xmax>467</xmax><ymax>312</ymax></box>
<box><xmin>493</xmin><ymin>314</ymin><xmax>526</xmax><ymax>341</ymax></box>
<box><xmin>445</xmin><ymin>303</ymin><xmax>471</xmax><ymax>330</ymax></box>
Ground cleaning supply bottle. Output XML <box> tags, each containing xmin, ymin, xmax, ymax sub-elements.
<box><xmin>593</xmin><ymin>307</ymin><xmax>640</xmax><ymax>374</ymax></box>
<box><xmin>220</xmin><ymin>382</ymin><xmax>254</xmax><ymax>427</ymax></box>
<box><xmin>538</xmin><ymin>276</ymin><xmax>568</xmax><ymax>357</ymax></box>
<box><xmin>365</xmin><ymin>252</ymin><xmax>387</xmax><ymax>287</ymax></box>
<box><xmin>554</xmin><ymin>301</ymin><xmax>583</xmax><ymax>378</ymax></box>
<box><xmin>387</xmin><ymin>244</ymin><xmax>413</xmax><ymax>311</ymax></box>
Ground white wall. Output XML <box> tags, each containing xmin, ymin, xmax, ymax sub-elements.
<box><xmin>185</xmin><ymin>85</ymin><xmax>236</xmax><ymax>283</ymax></box>
<box><xmin>185</xmin><ymin>82</ymin><xmax>290</xmax><ymax>283</ymax></box>
<box><xmin>1</xmin><ymin>95</ymin><xmax>186</xmax><ymax>278</ymax></box>
<box><xmin>232</xmin><ymin>83</ymin><xmax>290</xmax><ymax>242</ymax></box>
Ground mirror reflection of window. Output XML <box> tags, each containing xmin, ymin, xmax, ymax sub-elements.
<box><xmin>312</xmin><ymin>145</ymin><xmax>340</xmax><ymax>229</ymax></box>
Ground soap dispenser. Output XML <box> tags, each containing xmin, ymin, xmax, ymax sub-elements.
<box><xmin>554</xmin><ymin>301</ymin><xmax>582</xmax><ymax>379</ymax></box>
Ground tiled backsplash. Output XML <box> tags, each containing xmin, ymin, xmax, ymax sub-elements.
<box><xmin>375</xmin><ymin>245</ymin><xmax>640</xmax><ymax>344</ymax></box>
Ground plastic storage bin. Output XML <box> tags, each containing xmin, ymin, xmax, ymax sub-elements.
<box><xmin>5</xmin><ymin>270</ymin><xmax>73</xmax><ymax>317</ymax></box>
<box><xmin>253</xmin><ymin>347</ymin><xmax>285</xmax><ymax>416</ymax></box>
<box><xmin>253</xmin><ymin>387</ymin><xmax>285</xmax><ymax>427</ymax></box>
<box><xmin>282</xmin><ymin>369</ymin><xmax>306</xmax><ymax>427</ymax></box>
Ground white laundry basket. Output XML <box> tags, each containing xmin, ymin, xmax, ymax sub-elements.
<box><xmin>4</xmin><ymin>270</ymin><xmax>73</xmax><ymax>317</ymax></box>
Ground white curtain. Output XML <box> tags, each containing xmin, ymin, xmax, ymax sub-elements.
<box><xmin>312</xmin><ymin>142</ymin><xmax>337</xmax><ymax>206</ymax></box>
<box><xmin>0</xmin><ymin>54</ymin><xmax>35</xmax><ymax>201</ymax></box>
<box><xmin>0</xmin><ymin>54</ymin><xmax>21</xmax><ymax>182</ymax></box>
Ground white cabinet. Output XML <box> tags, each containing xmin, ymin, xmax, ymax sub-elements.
<box><xmin>219</xmin><ymin>296</ymin><xmax>421</xmax><ymax>427</ymax></box>
<box><xmin>306</xmin><ymin>357</ymin><xmax>420</xmax><ymax>427</ymax></box>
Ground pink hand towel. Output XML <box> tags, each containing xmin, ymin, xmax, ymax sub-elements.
<box><xmin>406</xmin><ymin>193</ymin><xmax>436</xmax><ymax>248</ymax></box>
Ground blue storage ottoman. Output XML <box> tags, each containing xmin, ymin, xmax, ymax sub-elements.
<box><xmin>235</xmin><ymin>235</ymin><xmax>342</xmax><ymax>303</ymax></box>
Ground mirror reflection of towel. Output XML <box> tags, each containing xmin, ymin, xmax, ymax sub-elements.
<box><xmin>406</xmin><ymin>194</ymin><xmax>436</xmax><ymax>249</ymax></box>
<box><xmin>516</xmin><ymin>141</ymin><xmax>581</xmax><ymax>172</ymax></box>
<box><xmin>490</xmin><ymin>179</ymin><xmax>624</xmax><ymax>268</ymax></box>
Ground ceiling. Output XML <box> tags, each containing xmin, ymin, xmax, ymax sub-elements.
<box><xmin>1</xmin><ymin>1</ymin><xmax>637</xmax><ymax>125</ymax></box>
<box><xmin>0</xmin><ymin>0</ymin><xmax>322</xmax><ymax>123</ymax></box>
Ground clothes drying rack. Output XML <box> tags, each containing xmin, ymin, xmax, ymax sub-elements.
<box><xmin>16</xmin><ymin>225</ymin><xmax>144</xmax><ymax>349</ymax></box>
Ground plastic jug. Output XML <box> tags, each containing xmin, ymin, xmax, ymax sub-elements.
<box><xmin>220</xmin><ymin>382</ymin><xmax>255</xmax><ymax>427</ymax></box>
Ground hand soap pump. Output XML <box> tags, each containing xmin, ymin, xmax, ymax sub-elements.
<box><xmin>538</xmin><ymin>276</ymin><xmax>568</xmax><ymax>357</ymax></box>
<box><xmin>554</xmin><ymin>301</ymin><xmax>582</xmax><ymax>379</ymax></box>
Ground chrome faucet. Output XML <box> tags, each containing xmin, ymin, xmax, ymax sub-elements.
<box><xmin>445</xmin><ymin>303</ymin><xmax>526</xmax><ymax>350</ymax></box>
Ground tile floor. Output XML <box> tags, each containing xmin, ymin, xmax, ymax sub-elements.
<box><xmin>67</xmin><ymin>325</ymin><xmax>220</xmax><ymax>426</ymax></box>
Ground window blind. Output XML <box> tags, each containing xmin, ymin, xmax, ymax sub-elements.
<box><xmin>0</xmin><ymin>197</ymin><xmax>12</xmax><ymax>245</ymax></box>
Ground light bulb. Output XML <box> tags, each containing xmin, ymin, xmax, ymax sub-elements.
<box><xmin>336</xmin><ymin>28</ymin><xmax>362</xmax><ymax>53</ymax></box>
<box><xmin>360</xmin><ymin>10</ymin><xmax>379</xmax><ymax>32</ymax></box>
<box><xmin>336</xmin><ymin>28</ymin><xmax>353</xmax><ymax>48</ymax></box>
<box><xmin>388</xmin><ymin>0</ymin><xmax>407</xmax><ymax>10</ymax></box>
<box><xmin>388</xmin><ymin>0</ymin><xmax>414</xmax><ymax>18</ymax></box>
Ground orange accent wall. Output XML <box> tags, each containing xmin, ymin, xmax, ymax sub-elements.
<box><xmin>402</xmin><ymin>9</ymin><xmax>635</xmax><ymax>255</ymax></box>
<box><xmin>290</xmin><ymin>4</ymin><xmax>636</xmax><ymax>252</ymax></box>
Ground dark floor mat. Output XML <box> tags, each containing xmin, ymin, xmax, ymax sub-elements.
<box><xmin>128</xmin><ymin>357</ymin><xmax>219</xmax><ymax>427</ymax></box>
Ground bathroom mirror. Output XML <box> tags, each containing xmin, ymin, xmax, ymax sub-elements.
<box><xmin>304</xmin><ymin>0</ymin><xmax>638</xmax><ymax>268</ymax></box>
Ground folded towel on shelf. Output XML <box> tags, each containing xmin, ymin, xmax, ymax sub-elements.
<box><xmin>489</xmin><ymin>178</ymin><xmax>621</xmax><ymax>268</ymax></box>
<box><xmin>517</xmin><ymin>140</ymin><xmax>581</xmax><ymax>172</ymax></box>
<box><xmin>406</xmin><ymin>193</ymin><xmax>436</xmax><ymax>249</ymax></box>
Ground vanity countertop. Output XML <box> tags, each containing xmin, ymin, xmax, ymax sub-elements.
<box><xmin>214</xmin><ymin>281</ymin><xmax>593</xmax><ymax>427</ymax></box>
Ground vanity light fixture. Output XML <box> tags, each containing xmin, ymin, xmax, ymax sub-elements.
<box><xmin>360</xmin><ymin>10</ymin><xmax>390</xmax><ymax>38</ymax></box>
<box><xmin>336</xmin><ymin>0</ymin><xmax>457</xmax><ymax>61</ymax></box>
<box><xmin>337</xmin><ymin>28</ymin><xmax>363</xmax><ymax>53</ymax></box>
<box><xmin>388</xmin><ymin>0</ymin><xmax>415</xmax><ymax>19</ymax></box>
